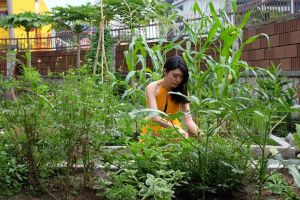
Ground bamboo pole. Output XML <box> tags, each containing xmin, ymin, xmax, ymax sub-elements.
<box><xmin>93</xmin><ymin>22</ymin><xmax>101</xmax><ymax>76</ymax></box>
<box><xmin>93</xmin><ymin>0</ymin><xmax>107</xmax><ymax>82</ymax></box>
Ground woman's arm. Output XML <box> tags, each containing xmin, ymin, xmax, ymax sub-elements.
<box><xmin>181</xmin><ymin>103</ymin><xmax>201</xmax><ymax>136</ymax></box>
<box><xmin>146</xmin><ymin>83</ymin><xmax>188</xmax><ymax>138</ymax></box>
<box><xmin>146</xmin><ymin>82</ymin><xmax>177</xmax><ymax>128</ymax></box>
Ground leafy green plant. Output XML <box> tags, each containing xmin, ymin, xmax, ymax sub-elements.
<box><xmin>45</xmin><ymin>66</ymin><xmax>135</xmax><ymax>198</ymax></box>
<box><xmin>255</xmin><ymin>66</ymin><xmax>295</xmax><ymax>137</ymax></box>
<box><xmin>97</xmin><ymin>169</ymin><xmax>139</xmax><ymax>200</ymax></box>
<box><xmin>168</xmin><ymin>135</ymin><xmax>250</xmax><ymax>199</ymax></box>
<box><xmin>0</xmin><ymin>136</ymin><xmax>28</xmax><ymax>197</ymax></box>
<box><xmin>139</xmin><ymin>170</ymin><xmax>185</xmax><ymax>200</ymax></box>
<box><xmin>289</xmin><ymin>124</ymin><xmax>300</xmax><ymax>189</ymax></box>
<box><xmin>0</xmin><ymin>66</ymin><xmax>51</xmax><ymax>192</ymax></box>
<box><xmin>265</xmin><ymin>173</ymin><xmax>299</xmax><ymax>200</ymax></box>
<box><xmin>48</xmin><ymin>68</ymin><xmax>104</xmax><ymax>198</ymax></box>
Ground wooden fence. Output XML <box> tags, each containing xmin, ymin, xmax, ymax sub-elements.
<box><xmin>0</xmin><ymin>51</ymin><xmax>5</xmax><ymax>75</ymax></box>
<box><xmin>0</xmin><ymin>31</ymin><xmax>92</xmax><ymax>76</ymax></box>
<box><xmin>0</xmin><ymin>49</ymin><xmax>89</xmax><ymax>76</ymax></box>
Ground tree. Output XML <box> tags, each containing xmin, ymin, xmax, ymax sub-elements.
<box><xmin>0</xmin><ymin>11</ymin><xmax>46</xmax><ymax>68</ymax></box>
<box><xmin>103</xmin><ymin>0</ymin><xmax>172</xmax><ymax>29</ymax></box>
<box><xmin>48</xmin><ymin>3</ymin><xmax>100</xmax><ymax>68</ymax></box>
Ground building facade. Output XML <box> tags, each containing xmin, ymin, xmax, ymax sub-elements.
<box><xmin>0</xmin><ymin>0</ymin><xmax>49</xmax><ymax>38</ymax></box>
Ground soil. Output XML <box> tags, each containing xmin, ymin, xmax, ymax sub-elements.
<box><xmin>9</xmin><ymin>189</ymin><xmax>101</xmax><ymax>200</ymax></box>
<box><xmin>7</xmin><ymin>170</ymin><xmax>300</xmax><ymax>200</ymax></box>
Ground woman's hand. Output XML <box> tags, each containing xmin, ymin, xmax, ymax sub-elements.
<box><xmin>178</xmin><ymin>128</ymin><xmax>189</xmax><ymax>139</ymax></box>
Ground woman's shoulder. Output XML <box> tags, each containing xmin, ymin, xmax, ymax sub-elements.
<box><xmin>146</xmin><ymin>80</ymin><xmax>160</xmax><ymax>90</ymax></box>
<box><xmin>146</xmin><ymin>80</ymin><xmax>162</xmax><ymax>94</ymax></box>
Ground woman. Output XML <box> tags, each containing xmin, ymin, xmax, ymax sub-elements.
<box><xmin>142</xmin><ymin>56</ymin><xmax>200</xmax><ymax>138</ymax></box>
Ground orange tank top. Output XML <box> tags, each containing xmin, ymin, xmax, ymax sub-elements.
<box><xmin>141</xmin><ymin>84</ymin><xmax>182</xmax><ymax>135</ymax></box>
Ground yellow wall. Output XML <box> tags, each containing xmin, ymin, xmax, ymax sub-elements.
<box><xmin>0</xmin><ymin>1</ymin><xmax>8</xmax><ymax>38</ymax></box>
<box><xmin>13</xmin><ymin>0</ymin><xmax>50</xmax><ymax>38</ymax></box>
<box><xmin>0</xmin><ymin>0</ymin><xmax>52</xmax><ymax>48</ymax></box>
<box><xmin>0</xmin><ymin>0</ymin><xmax>50</xmax><ymax>38</ymax></box>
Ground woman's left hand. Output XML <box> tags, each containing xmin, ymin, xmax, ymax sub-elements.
<box><xmin>178</xmin><ymin>128</ymin><xmax>189</xmax><ymax>138</ymax></box>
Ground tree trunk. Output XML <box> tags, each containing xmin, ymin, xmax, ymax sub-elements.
<box><xmin>6</xmin><ymin>0</ymin><xmax>16</xmax><ymax>78</ymax></box>
<box><xmin>76</xmin><ymin>32</ymin><xmax>81</xmax><ymax>68</ymax></box>
<box><xmin>24</xmin><ymin>110</ymin><xmax>38</xmax><ymax>190</ymax></box>
<box><xmin>26</xmin><ymin>138</ymin><xmax>38</xmax><ymax>189</ymax></box>
<box><xmin>26</xmin><ymin>31</ymin><xmax>32</xmax><ymax>67</ymax></box>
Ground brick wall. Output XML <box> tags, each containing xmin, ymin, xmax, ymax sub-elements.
<box><xmin>242</xmin><ymin>17</ymin><xmax>300</xmax><ymax>70</ymax></box>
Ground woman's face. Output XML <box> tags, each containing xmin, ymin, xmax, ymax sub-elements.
<box><xmin>164</xmin><ymin>68</ymin><xmax>184</xmax><ymax>88</ymax></box>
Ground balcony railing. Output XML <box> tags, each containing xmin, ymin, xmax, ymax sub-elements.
<box><xmin>0</xmin><ymin>32</ymin><xmax>92</xmax><ymax>51</ymax></box>
<box><xmin>236</xmin><ymin>0</ymin><xmax>300</xmax><ymax>26</ymax></box>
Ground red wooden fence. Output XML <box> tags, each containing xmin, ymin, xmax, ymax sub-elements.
<box><xmin>0</xmin><ymin>49</ymin><xmax>89</xmax><ymax>76</ymax></box>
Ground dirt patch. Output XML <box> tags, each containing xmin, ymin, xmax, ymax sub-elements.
<box><xmin>10</xmin><ymin>188</ymin><xmax>102</xmax><ymax>200</ymax></box>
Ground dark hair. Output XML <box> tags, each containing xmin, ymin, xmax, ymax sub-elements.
<box><xmin>164</xmin><ymin>56</ymin><xmax>189</xmax><ymax>104</ymax></box>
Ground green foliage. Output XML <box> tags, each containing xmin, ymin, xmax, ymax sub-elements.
<box><xmin>288</xmin><ymin>165</ymin><xmax>300</xmax><ymax>189</ymax></box>
<box><xmin>0</xmin><ymin>66</ymin><xmax>136</xmax><ymax>196</ymax></box>
<box><xmin>170</xmin><ymin>135</ymin><xmax>250</xmax><ymax>198</ymax></box>
<box><xmin>0</xmin><ymin>1</ymin><xmax>298</xmax><ymax>199</ymax></box>
<box><xmin>48</xmin><ymin>3</ymin><xmax>100</xmax><ymax>68</ymax></box>
<box><xmin>265</xmin><ymin>173</ymin><xmax>299</xmax><ymax>200</ymax></box>
<box><xmin>97</xmin><ymin>169</ymin><xmax>139</xmax><ymax>200</ymax></box>
<box><xmin>290</xmin><ymin>125</ymin><xmax>300</xmax><ymax>189</ymax></box>
<box><xmin>106</xmin><ymin>184</ymin><xmax>138</xmax><ymax>200</ymax></box>
<box><xmin>98</xmin><ymin>130</ymin><xmax>248</xmax><ymax>199</ymax></box>
<box><xmin>103</xmin><ymin>0</ymin><xmax>172</xmax><ymax>28</ymax></box>
<box><xmin>0</xmin><ymin>134</ymin><xmax>28</xmax><ymax>197</ymax></box>
<box><xmin>249</xmin><ymin>7</ymin><xmax>286</xmax><ymax>25</ymax></box>
<box><xmin>85</xmin><ymin>28</ymin><xmax>113</xmax><ymax>73</ymax></box>
<box><xmin>0</xmin><ymin>11</ymin><xmax>46</xmax><ymax>32</ymax></box>
<box><xmin>294</xmin><ymin>124</ymin><xmax>300</xmax><ymax>150</ymax></box>
<box><xmin>48</xmin><ymin>3</ymin><xmax>99</xmax><ymax>33</ymax></box>
<box><xmin>120</xmin><ymin>2</ymin><xmax>296</xmax><ymax>200</ymax></box>
<box><xmin>0</xmin><ymin>66</ymin><xmax>51</xmax><ymax>191</ymax></box>
<box><xmin>139</xmin><ymin>170</ymin><xmax>185</xmax><ymax>200</ymax></box>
